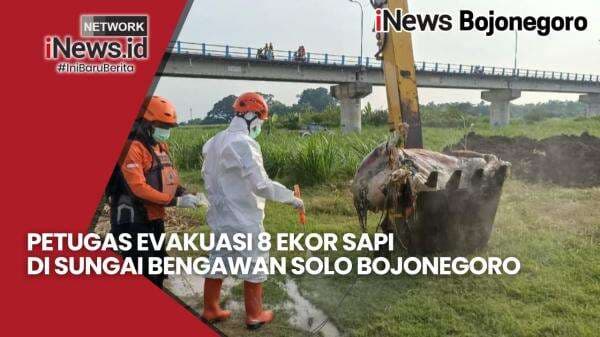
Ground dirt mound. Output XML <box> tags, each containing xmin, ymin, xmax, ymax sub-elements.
<box><xmin>444</xmin><ymin>132</ymin><xmax>600</xmax><ymax>187</ymax></box>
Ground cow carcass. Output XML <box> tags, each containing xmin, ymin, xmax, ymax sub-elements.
<box><xmin>351</xmin><ymin>143</ymin><xmax>510</xmax><ymax>254</ymax></box>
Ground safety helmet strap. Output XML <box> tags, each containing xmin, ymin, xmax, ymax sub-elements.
<box><xmin>235</xmin><ymin>112</ymin><xmax>259</xmax><ymax>134</ymax></box>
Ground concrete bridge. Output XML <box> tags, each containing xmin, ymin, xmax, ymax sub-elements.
<box><xmin>158</xmin><ymin>41</ymin><xmax>600</xmax><ymax>131</ymax></box>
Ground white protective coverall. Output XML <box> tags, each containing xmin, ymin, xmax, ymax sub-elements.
<box><xmin>201</xmin><ymin>117</ymin><xmax>296</xmax><ymax>283</ymax></box>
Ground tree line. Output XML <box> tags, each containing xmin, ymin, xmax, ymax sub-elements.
<box><xmin>182</xmin><ymin>87</ymin><xmax>588</xmax><ymax>128</ymax></box>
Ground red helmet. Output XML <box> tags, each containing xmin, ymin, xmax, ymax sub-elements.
<box><xmin>141</xmin><ymin>95</ymin><xmax>177</xmax><ymax>126</ymax></box>
<box><xmin>233</xmin><ymin>92</ymin><xmax>269</xmax><ymax>120</ymax></box>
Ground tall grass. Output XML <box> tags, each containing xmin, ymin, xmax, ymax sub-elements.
<box><xmin>168</xmin><ymin>126</ymin><xmax>218</xmax><ymax>170</ymax></box>
<box><xmin>168</xmin><ymin>117</ymin><xmax>600</xmax><ymax>186</ymax></box>
<box><xmin>168</xmin><ymin>126</ymin><xmax>390</xmax><ymax>186</ymax></box>
<box><xmin>292</xmin><ymin>135</ymin><xmax>338</xmax><ymax>185</ymax></box>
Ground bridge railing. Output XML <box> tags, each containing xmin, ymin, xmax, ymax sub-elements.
<box><xmin>416</xmin><ymin>62</ymin><xmax>599</xmax><ymax>82</ymax></box>
<box><xmin>169</xmin><ymin>41</ymin><xmax>369</xmax><ymax>66</ymax></box>
<box><xmin>168</xmin><ymin>41</ymin><xmax>600</xmax><ymax>83</ymax></box>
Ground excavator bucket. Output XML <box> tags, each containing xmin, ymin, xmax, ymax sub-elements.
<box><xmin>351</xmin><ymin>144</ymin><xmax>510</xmax><ymax>254</ymax></box>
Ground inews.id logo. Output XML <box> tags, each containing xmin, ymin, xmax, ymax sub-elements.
<box><xmin>45</xmin><ymin>15</ymin><xmax>149</xmax><ymax>74</ymax></box>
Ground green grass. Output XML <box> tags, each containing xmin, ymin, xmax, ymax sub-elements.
<box><xmin>291</xmin><ymin>181</ymin><xmax>600</xmax><ymax>337</ymax></box>
<box><xmin>168</xmin><ymin>117</ymin><xmax>600</xmax><ymax>337</ymax></box>
<box><xmin>169</xmin><ymin>117</ymin><xmax>600</xmax><ymax>187</ymax></box>
<box><xmin>174</xmin><ymin>180</ymin><xmax>600</xmax><ymax>337</ymax></box>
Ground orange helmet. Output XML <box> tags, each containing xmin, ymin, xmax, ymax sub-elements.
<box><xmin>233</xmin><ymin>92</ymin><xmax>269</xmax><ymax>120</ymax></box>
<box><xmin>141</xmin><ymin>96</ymin><xmax>177</xmax><ymax>126</ymax></box>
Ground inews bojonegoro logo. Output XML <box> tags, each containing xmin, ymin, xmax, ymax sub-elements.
<box><xmin>374</xmin><ymin>8</ymin><xmax>588</xmax><ymax>36</ymax></box>
<box><xmin>44</xmin><ymin>15</ymin><xmax>149</xmax><ymax>74</ymax></box>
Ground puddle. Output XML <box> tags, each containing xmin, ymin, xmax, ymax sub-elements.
<box><xmin>165</xmin><ymin>275</ymin><xmax>341</xmax><ymax>337</ymax></box>
<box><xmin>164</xmin><ymin>275</ymin><xmax>241</xmax><ymax>313</ymax></box>
<box><xmin>283</xmin><ymin>278</ymin><xmax>341</xmax><ymax>337</ymax></box>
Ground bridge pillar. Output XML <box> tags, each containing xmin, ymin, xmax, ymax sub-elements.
<box><xmin>331</xmin><ymin>82</ymin><xmax>372</xmax><ymax>133</ymax></box>
<box><xmin>579</xmin><ymin>94</ymin><xmax>600</xmax><ymax>117</ymax></box>
<box><xmin>481</xmin><ymin>89</ymin><xmax>521</xmax><ymax>127</ymax></box>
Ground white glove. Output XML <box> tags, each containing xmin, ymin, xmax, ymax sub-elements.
<box><xmin>291</xmin><ymin>197</ymin><xmax>304</xmax><ymax>211</ymax></box>
<box><xmin>196</xmin><ymin>192</ymin><xmax>210</xmax><ymax>208</ymax></box>
<box><xmin>176</xmin><ymin>194</ymin><xmax>200</xmax><ymax>208</ymax></box>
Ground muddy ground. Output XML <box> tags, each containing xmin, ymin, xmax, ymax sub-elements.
<box><xmin>445</xmin><ymin>132</ymin><xmax>600</xmax><ymax>187</ymax></box>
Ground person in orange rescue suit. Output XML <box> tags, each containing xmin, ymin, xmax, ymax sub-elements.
<box><xmin>200</xmin><ymin>92</ymin><xmax>304</xmax><ymax>330</ymax></box>
<box><xmin>107</xmin><ymin>95</ymin><xmax>202</xmax><ymax>288</ymax></box>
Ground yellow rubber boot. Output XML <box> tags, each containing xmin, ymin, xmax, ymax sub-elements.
<box><xmin>244</xmin><ymin>281</ymin><xmax>274</xmax><ymax>330</ymax></box>
<box><xmin>201</xmin><ymin>278</ymin><xmax>231</xmax><ymax>323</ymax></box>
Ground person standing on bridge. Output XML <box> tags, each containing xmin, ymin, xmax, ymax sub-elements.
<box><xmin>267</xmin><ymin>42</ymin><xmax>274</xmax><ymax>60</ymax></box>
<box><xmin>200</xmin><ymin>92</ymin><xmax>304</xmax><ymax>330</ymax></box>
<box><xmin>262</xmin><ymin>42</ymin><xmax>270</xmax><ymax>60</ymax></box>
<box><xmin>295</xmin><ymin>45</ymin><xmax>306</xmax><ymax>62</ymax></box>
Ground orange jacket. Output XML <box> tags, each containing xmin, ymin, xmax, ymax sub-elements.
<box><xmin>119</xmin><ymin>140</ymin><xmax>181</xmax><ymax>220</ymax></box>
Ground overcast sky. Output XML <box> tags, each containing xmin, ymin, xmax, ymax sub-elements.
<box><xmin>154</xmin><ymin>0</ymin><xmax>600</xmax><ymax>122</ymax></box>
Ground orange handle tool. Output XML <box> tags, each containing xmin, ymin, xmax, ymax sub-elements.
<box><xmin>293</xmin><ymin>184</ymin><xmax>306</xmax><ymax>225</ymax></box>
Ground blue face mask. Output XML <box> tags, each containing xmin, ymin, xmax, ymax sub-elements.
<box><xmin>248</xmin><ymin>117</ymin><xmax>263</xmax><ymax>139</ymax></box>
<box><xmin>152</xmin><ymin>127</ymin><xmax>171</xmax><ymax>142</ymax></box>
<box><xmin>249</xmin><ymin>124</ymin><xmax>262</xmax><ymax>139</ymax></box>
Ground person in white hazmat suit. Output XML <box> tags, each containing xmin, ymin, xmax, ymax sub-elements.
<box><xmin>200</xmin><ymin>92</ymin><xmax>304</xmax><ymax>330</ymax></box>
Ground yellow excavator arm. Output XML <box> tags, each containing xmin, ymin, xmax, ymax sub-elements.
<box><xmin>375</xmin><ymin>0</ymin><xmax>423</xmax><ymax>148</ymax></box>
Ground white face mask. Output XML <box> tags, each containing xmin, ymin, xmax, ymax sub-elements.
<box><xmin>152</xmin><ymin>127</ymin><xmax>171</xmax><ymax>142</ymax></box>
